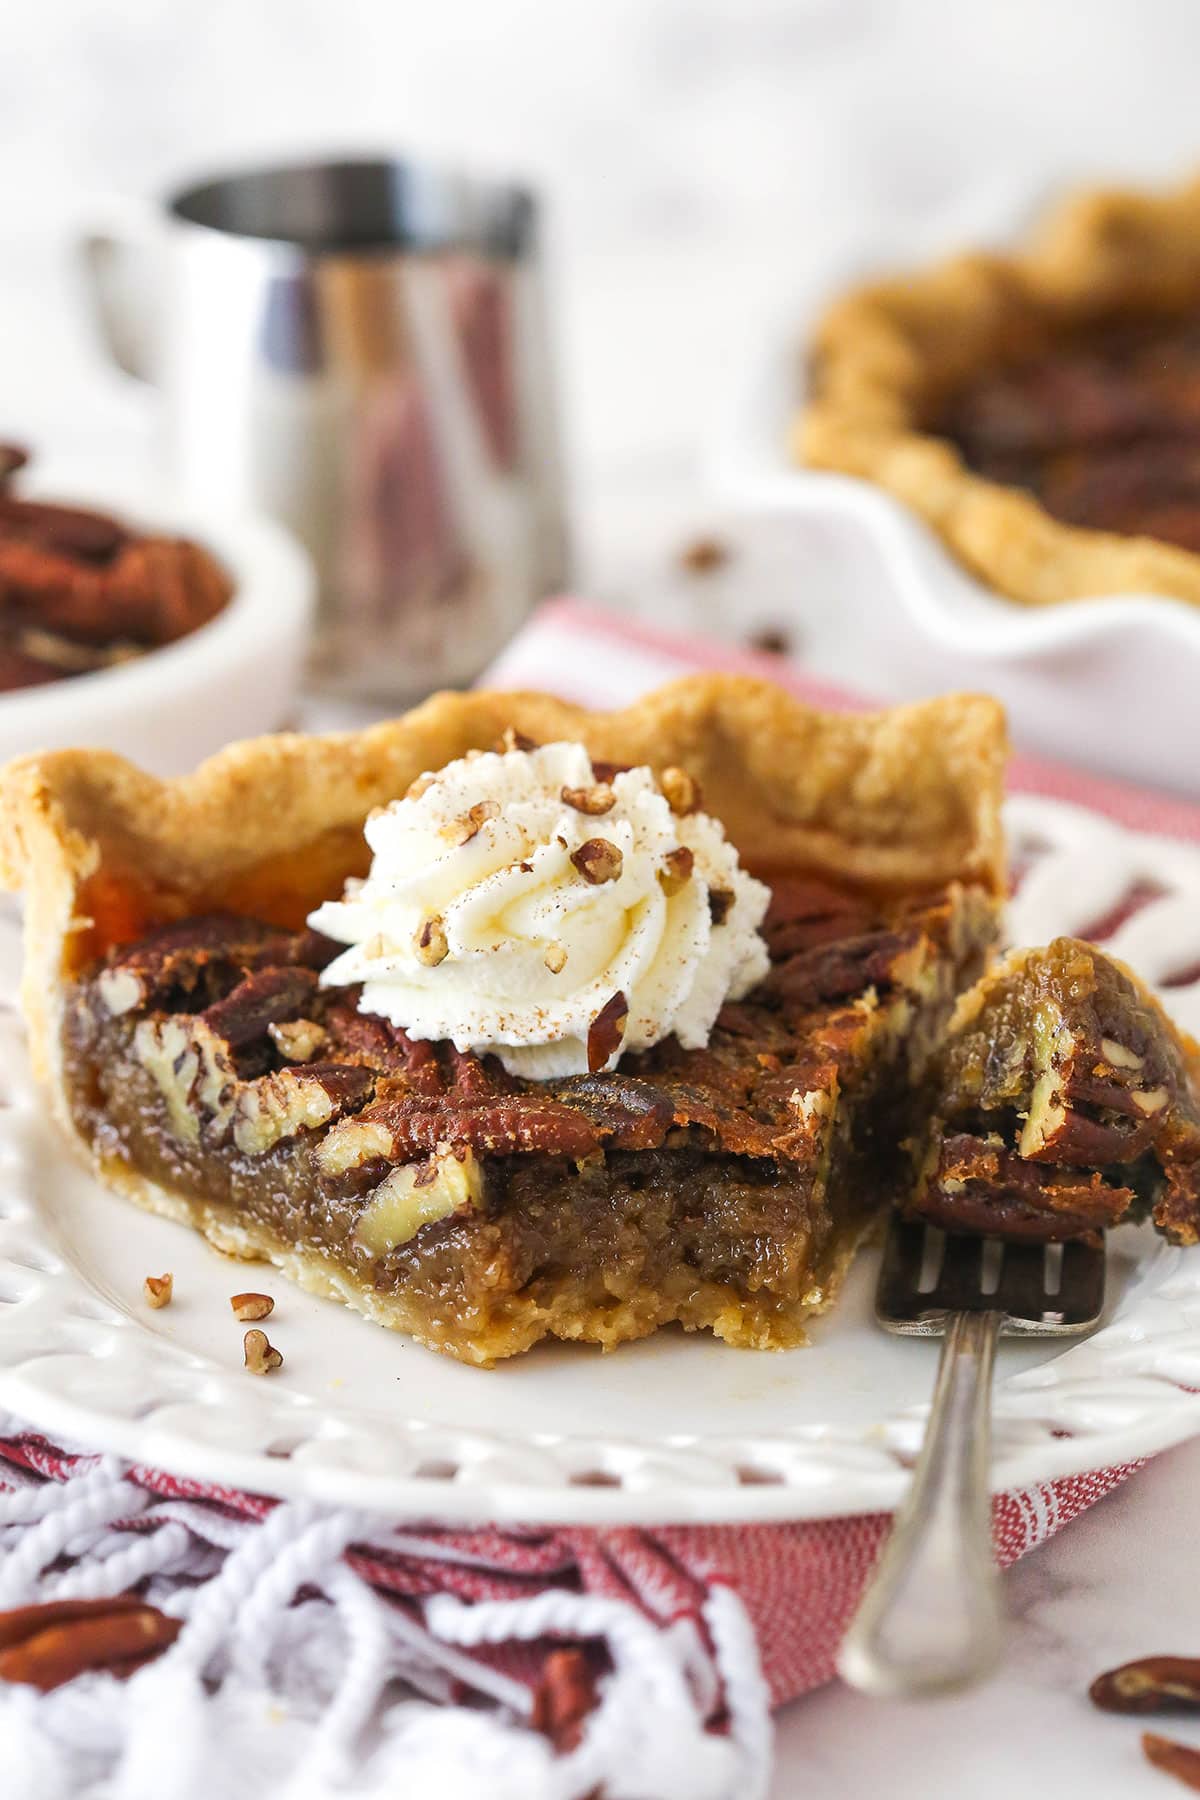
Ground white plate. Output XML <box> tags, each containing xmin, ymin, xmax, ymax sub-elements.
<box><xmin>713</xmin><ymin>280</ymin><xmax>1200</xmax><ymax>795</ymax></box>
<box><xmin>0</xmin><ymin>464</ymin><xmax>314</xmax><ymax>774</ymax></box>
<box><xmin>2</xmin><ymin>794</ymin><xmax>1200</xmax><ymax>1524</ymax></box>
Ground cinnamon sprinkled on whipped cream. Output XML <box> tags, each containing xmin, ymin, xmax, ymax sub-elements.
<box><xmin>309</xmin><ymin>739</ymin><xmax>770</xmax><ymax>1079</ymax></box>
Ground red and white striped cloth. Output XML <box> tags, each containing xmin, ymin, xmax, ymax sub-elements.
<box><xmin>5</xmin><ymin>599</ymin><xmax>1198</xmax><ymax>1800</ymax></box>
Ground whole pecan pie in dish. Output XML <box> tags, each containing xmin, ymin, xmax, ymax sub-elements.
<box><xmin>799</xmin><ymin>174</ymin><xmax>1200</xmax><ymax>609</ymax></box>
<box><xmin>0</xmin><ymin>677</ymin><xmax>1007</xmax><ymax>1364</ymax></box>
<box><xmin>908</xmin><ymin>937</ymin><xmax>1200</xmax><ymax>1245</ymax></box>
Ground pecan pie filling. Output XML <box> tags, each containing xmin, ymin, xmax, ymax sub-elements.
<box><xmin>908</xmin><ymin>937</ymin><xmax>1200</xmax><ymax>1245</ymax></box>
<box><xmin>60</xmin><ymin>877</ymin><xmax>997</xmax><ymax>1364</ymax></box>
<box><xmin>935</xmin><ymin>313</ymin><xmax>1200</xmax><ymax>552</ymax></box>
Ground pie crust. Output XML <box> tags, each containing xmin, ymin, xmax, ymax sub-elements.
<box><xmin>798</xmin><ymin>173</ymin><xmax>1200</xmax><ymax>608</ymax></box>
<box><xmin>0</xmin><ymin>676</ymin><xmax>1007</xmax><ymax>1362</ymax></box>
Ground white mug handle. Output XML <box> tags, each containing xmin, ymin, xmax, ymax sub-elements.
<box><xmin>77</xmin><ymin>193</ymin><xmax>167</xmax><ymax>386</ymax></box>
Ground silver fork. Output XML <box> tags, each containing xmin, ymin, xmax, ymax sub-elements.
<box><xmin>837</xmin><ymin>1217</ymin><xmax>1105</xmax><ymax>1700</ymax></box>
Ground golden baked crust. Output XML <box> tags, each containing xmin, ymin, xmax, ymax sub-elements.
<box><xmin>798</xmin><ymin>173</ymin><xmax>1200</xmax><ymax>608</ymax></box>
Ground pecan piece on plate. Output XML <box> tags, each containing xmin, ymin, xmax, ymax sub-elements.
<box><xmin>143</xmin><ymin>1272</ymin><xmax>174</xmax><ymax>1309</ymax></box>
<box><xmin>231</xmin><ymin>1291</ymin><xmax>274</xmax><ymax>1322</ymax></box>
<box><xmin>243</xmin><ymin>1327</ymin><xmax>283</xmax><ymax>1374</ymax></box>
<box><xmin>0</xmin><ymin>1595</ymin><xmax>180</xmax><ymax>1691</ymax></box>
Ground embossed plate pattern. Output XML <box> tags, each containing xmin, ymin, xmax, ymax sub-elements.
<box><xmin>2</xmin><ymin>794</ymin><xmax>1200</xmax><ymax>1522</ymax></box>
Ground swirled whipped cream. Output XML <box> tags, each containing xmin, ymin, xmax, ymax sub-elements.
<box><xmin>308</xmin><ymin>738</ymin><xmax>771</xmax><ymax>1079</ymax></box>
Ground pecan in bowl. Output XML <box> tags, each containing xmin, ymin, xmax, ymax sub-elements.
<box><xmin>0</xmin><ymin>443</ymin><xmax>232</xmax><ymax>694</ymax></box>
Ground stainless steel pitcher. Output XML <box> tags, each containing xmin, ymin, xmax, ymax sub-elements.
<box><xmin>82</xmin><ymin>156</ymin><xmax>568</xmax><ymax>700</ymax></box>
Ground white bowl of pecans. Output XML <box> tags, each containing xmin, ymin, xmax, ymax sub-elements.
<box><xmin>0</xmin><ymin>451</ymin><xmax>315</xmax><ymax>775</ymax></box>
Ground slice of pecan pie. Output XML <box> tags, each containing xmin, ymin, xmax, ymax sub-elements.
<box><xmin>0</xmin><ymin>677</ymin><xmax>1006</xmax><ymax>1364</ymax></box>
<box><xmin>907</xmin><ymin>937</ymin><xmax>1200</xmax><ymax>1245</ymax></box>
<box><xmin>800</xmin><ymin>173</ymin><xmax>1200</xmax><ymax>609</ymax></box>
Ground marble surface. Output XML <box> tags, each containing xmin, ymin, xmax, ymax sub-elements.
<box><xmin>5</xmin><ymin>4</ymin><xmax>1200</xmax><ymax>1792</ymax></box>
<box><xmin>772</xmin><ymin>1439</ymin><xmax>1200</xmax><ymax>1798</ymax></box>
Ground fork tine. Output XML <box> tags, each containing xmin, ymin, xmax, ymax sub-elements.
<box><xmin>875</xmin><ymin>1211</ymin><xmax>1106</xmax><ymax>1336</ymax></box>
<box><xmin>993</xmin><ymin>1241</ymin><xmax>1050</xmax><ymax>1320</ymax></box>
<box><xmin>932</xmin><ymin>1234</ymin><xmax>985</xmax><ymax>1313</ymax></box>
<box><xmin>876</xmin><ymin>1215</ymin><xmax>929</xmax><ymax>1321</ymax></box>
<box><xmin>1057</xmin><ymin>1238</ymin><xmax>1107</xmax><ymax>1324</ymax></box>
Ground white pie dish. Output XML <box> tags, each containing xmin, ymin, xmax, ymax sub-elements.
<box><xmin>0</xmin><ymin>465</ymin><xmax>314</xmax><ymax>774</ymax></box>
<box><xmin>713</xmin><ymin>297</ymin><xmax>1200</xmax><ymax>798</ymax></box>
<box><xmin>2</xmin><ymin>791</ymin><xmax>1200</xmax><ymax>1523</ymax></box>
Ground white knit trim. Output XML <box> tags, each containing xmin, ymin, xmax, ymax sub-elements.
<box><xmin>0</xmin><ymin>1435</ymin><xmax>771</xmax><ymax>1800</ymax></box>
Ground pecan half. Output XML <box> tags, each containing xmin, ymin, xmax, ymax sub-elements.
<box><xmin>100</xmin><ymin>914</ymin><xmax>333</xmax><ymax>1014</ymax></box>
<box><xmin>0</xmin><ymin>1595</ymin><xmax>180</xmax><ymax>1691</ymax></box>
<box><xmin>774</xmin><ymin>927</ymin><xmax>920</xmax><ymax>1007</ymax></box>
<box><xmin>232</xmin><ymin>1063</ymin><xmax>373</xmax><ymax>1155</ymax></box>
<box><xmin>561</xmin><ymin>782</ymin><xmax>616</xmax><ymax>816</ymax></box>
<box><xmin>326</xmin><ymin>1092</ymin><xmax>605</xmax><ymax>1162</ymax></box>
<box><xmin>571</xmin><ymin>839</ymin><xmax>623</xmax><ymax>885</ymax></box>
<box><xmin>1092</xmin><ymin>1656</ymin><xmax>1200</xmax><ymax>1714</ymax></box>
<box><xmin>1143</xmin><ymin>1733</ymin><xmax>1200</xmax><ymax>1791</ymax></box>
<box><xmin>243</xmin><ymin>1328</ymin><xmax>283</xmax><ymax>1374</ymax></box>
<box><xmin>203</xmin><ymin>966</ymin><xmax>319</xmax><ymax>1050</ymax></box>
<box><xmin>547</xmin><ymin>1071</ymin><xmax>674</xmax><ymax>1150</ymax></box>
<box><xmin>588</xmin><ymin>991</ymin><xmax>629</xmax><ymax>1072</ymax></box>
<box><xmin>0</xmin><ymin>494</ymin><xmax>127</xmax><ymax>563</ymax></box>
<box><xmin>143</xmin><ymin>1273</ymin><xmax>173</xmax><ymax>1309</ymax></box>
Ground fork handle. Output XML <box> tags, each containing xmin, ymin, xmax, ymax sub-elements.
<box><xmin>837</xmin><ymin>1309</ymin><xmax>1004</xmax><ymax>1699</ymax></box>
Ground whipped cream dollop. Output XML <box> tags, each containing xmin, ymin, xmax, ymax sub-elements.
<box><xmin>309</xmin><ymin>739</ymin><xmax>771</xmax><ymax>1080</ymax></box>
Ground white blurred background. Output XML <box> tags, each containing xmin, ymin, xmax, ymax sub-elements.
<box><xmin>6</xmin><ymin>0</ymin><xmax>1200</xmax><ymax>593</ymax></box>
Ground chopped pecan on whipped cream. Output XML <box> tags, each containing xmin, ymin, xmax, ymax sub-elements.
<box><xmin>0</xmin><ymin>444</ymin><xmax>232</xmax><ymax>692</ymax></box>
<box><xmin>308</xmin><ymin>738</ymin><xmax>771</xmax><ymax>1079</ymax></box>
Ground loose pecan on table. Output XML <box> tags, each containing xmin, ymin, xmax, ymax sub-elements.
<box><xmin>1143</xmin><ymin>1734</ymin><xmax>1200</xmax><ymax>1792</ymax></box>
<box><xmin>0</xmin><ymin>1595</ymin><xmax>180</xmax><ymax>1691</ymax></box>
<box><xmin>1091</xmin><ymin>1656</ymin><xmax>1200</xmax><ymax>1713</ymax></box>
